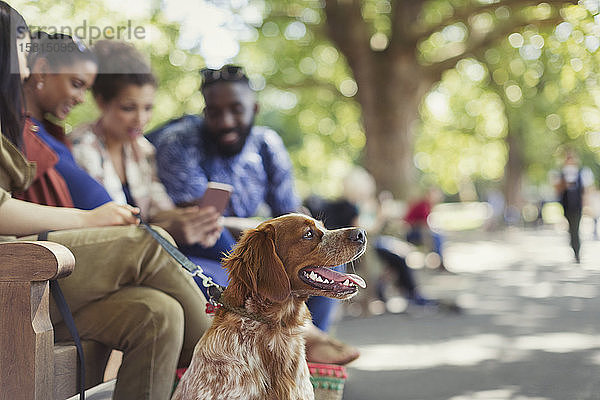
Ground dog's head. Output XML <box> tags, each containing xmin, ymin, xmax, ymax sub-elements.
<box><xmin>223</xmin><ymin>213</ymin><xmax>366</xmax><ymax>304</ymax></box>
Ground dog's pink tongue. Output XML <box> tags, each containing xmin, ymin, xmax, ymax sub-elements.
<box><xmin>315</xmin><ymin>267</ymin><xmax>367</xmax><ymax>289</ymax></box>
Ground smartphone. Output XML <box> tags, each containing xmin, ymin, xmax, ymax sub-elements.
<box><xmin>177</xmin><ymin>182</ymin><xmax>233</xmax><ymax>214</ymax></box>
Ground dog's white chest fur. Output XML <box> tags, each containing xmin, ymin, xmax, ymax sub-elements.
<box><xmin>172</xmin><ymin>314</ymin><xmax>315</xmax><ymax>400</ymax></box>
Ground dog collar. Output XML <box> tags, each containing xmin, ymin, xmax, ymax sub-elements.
<box><xmin>207</xmin><ymin>297</ymin><xmax>287</xmax><ymax>328</ymax></box>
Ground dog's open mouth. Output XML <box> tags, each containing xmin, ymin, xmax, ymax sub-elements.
<box><xmin>299</xmin><ymin>266</ymin><xmax>366</xmax><ymax>294</ymax></box>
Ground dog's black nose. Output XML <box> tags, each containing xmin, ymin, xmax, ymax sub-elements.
<box><xmin>349</xmin><ymin>228</ymin><xmax>366</xmax><ymax>244</ymax></box>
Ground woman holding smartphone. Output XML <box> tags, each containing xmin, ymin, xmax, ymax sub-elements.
<box><xmin>68</xmin><ymin>39</ymin><xmax>234</xmax><ymax>287</ymax></box>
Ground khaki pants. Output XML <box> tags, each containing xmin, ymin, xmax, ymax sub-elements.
<box><xmin>23</xmin><ymin>225</ymin><xmax>211</xmax><ymax>400</ymax></box>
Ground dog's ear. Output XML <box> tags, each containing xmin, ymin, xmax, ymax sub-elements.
<box><xmin>253</xmin><ymin>224</ymin><xmax>291</xmax><ymax>302</ymax></box>
<box><xmin>225</xmin><ymin>223</ymin><xmax>291</xmax><ymax>303</ymax></box>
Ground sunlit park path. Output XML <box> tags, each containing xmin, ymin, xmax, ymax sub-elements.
<box><xmin>335</xmin><ymin>224</ymin><xmax>600</xmax><ymax>400</ymax></box>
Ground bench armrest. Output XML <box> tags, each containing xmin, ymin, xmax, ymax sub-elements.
<box><xmin>0</xmin><ymin>241</ymin><xmax>75</xmax><ymax>400</ymax></box>
<box><xmin>0</xmin><ymin>241</ymin><xmax>75</xmax><ymax>282</ymax></box>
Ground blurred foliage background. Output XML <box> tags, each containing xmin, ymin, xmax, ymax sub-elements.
<box><xmin>10</xmin><ymin>0</ymin><xmax>600</xmax><ymax>213</ymax></box>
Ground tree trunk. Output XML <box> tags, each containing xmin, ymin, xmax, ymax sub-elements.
<box><xmin>504</xmin><ymin>127</ymin><xmax>524</xmax><ymax>213</ymax></box>
<box><xmin>361</xmin><ymin>99</ymin><xmax>416</xmax><ymax>197</ymax></box>
<box><xmin>323</xmin><ymin>0</ymin><xmax>430</xmax><ymax>198</ymax></box>
<box><xmin>355</xmin><ymin>53</ymin><xmax>430</xmax><ymax>197</ymax></box>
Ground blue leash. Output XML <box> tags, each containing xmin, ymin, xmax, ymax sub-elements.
<box><xmin>135</xmin><ymin>215</ymin><xmax>225</xmax><ymax>306</ymax></box>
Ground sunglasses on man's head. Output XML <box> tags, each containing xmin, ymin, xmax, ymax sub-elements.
<box><xmin>50</xmin><ymin>33</ymin><xmax>88</xmax><ymax>53</ymax></box>
<box><xmin>70</xmin><ymin>35</ymin><xmax>88</xmax><ymax>53</ymax></box>
<box><xmin>200</xmin><ymin>65</ymin><xmax>247</xmax><ymax>86</ymax></box>
<box><xmin>31</xmin><ymin>31</ymin><xmax>89</xmax><ymax>53</ymax></box>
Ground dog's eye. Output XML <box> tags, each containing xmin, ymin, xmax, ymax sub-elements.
<box><xmin>303</xmin><ymin>229</ymin><xmax>314</xmax><ymax>239</ymax></box>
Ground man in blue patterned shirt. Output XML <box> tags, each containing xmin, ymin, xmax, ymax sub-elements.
<box><xmin>147</xmin><ymin>65</ymin><xmax>360</xmax><ymax>365</ymax></box>
<box><xmin>147</xmin><ymin>66</ymin><xmax>299</xmax><ymax>219</ymax></box>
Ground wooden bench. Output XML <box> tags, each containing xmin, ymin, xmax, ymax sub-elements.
<box><xmin>0</xmin><ymin>241</ymin><xmax>114</xmax><ymax>400</ymax></box>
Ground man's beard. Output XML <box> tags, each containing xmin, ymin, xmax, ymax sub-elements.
<box><xmin>204</xmin><ymin>117</ymin><xmax>254</xmax><ymax>157</ymax></box>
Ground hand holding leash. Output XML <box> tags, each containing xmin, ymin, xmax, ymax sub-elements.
<box><xmin>134</xmin><ymin>213</ymin><xmax>225</xmax><ymax>310</ymax></box>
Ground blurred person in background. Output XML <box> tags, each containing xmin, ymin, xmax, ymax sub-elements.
<box><xmin>335</xmin><ymin>167</ymin><xmax>439</xmax><ymax>309</ymax></box>
<box><xmin>404</xmin><ymin>185</ymin><xmax>450</xmax><ymax>272</ymax></box>
<box><xmin>554</xmin><ymin>149</ymin><xmax>594</xmax><ymax>263</ymax></box>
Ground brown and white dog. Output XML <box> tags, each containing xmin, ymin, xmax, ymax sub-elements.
<box><xmin>172</xmin><ymin>213</ymin><xmax>366</xmax><ymax>400</ymax></box>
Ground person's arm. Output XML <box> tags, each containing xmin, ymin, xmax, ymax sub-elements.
<box><xmin>132</xmin><ymin>137</ymin><xmax>222</xmax><ymax>247</ymax></box>
<box><xmin>261</xmin><ymin>129</ymin><xmax>301</xmax><ymax>216</ymax></box>
<box><xmin>143</xmin><ymin>138</ymin><xmax>177</xmax><ymax>218</ymax></box>
<box><xmin>581</xmin><ymin>167</ymin><xmax>594</xmax><ymax>190</ymax></box>
<box><xmin>0</xmin><ymin>197</ymin><xmax>139</xmax><ymax>237</ymax></box>
<box><xmin>150</xmin><ymin>206</ymin><xmax>223</xmax><ymax>247</ymax></box>
<box><xmin>552</xmin><ymin>169</ymin><xmax>566</xmax><ymax>195</ymax></box>
<box><xmin>70</xmin><ymin>130</ymin><xmax>107</xmax><ymax>186</ymax></box>
<box><xmin>153</xmin><ymin>125</ymin><xmax>210</xmax><ymax>206</ymax></box>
